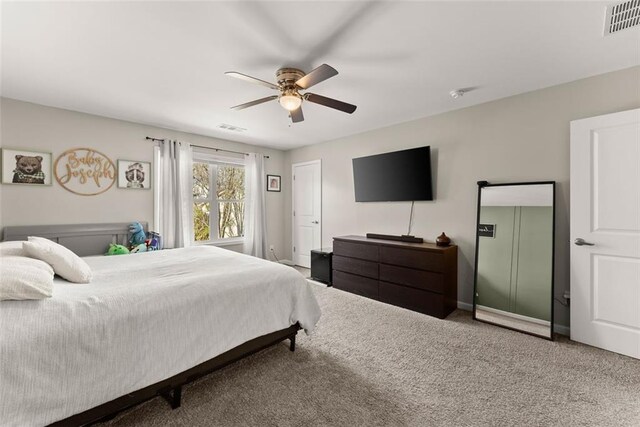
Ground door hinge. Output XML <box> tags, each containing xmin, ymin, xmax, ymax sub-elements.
<box><xmin>293</xmin><ymin>246</ymin><xmax>296</xmax><ymax>252</ymax></box>
<box><xmin>293</xmin><ymin>210</ymin><xmax>295</xmax><ymax>217</ymax></box>
<box><xmin>293</xmin><ymin>175</ymin><xmax>296</xmax><ymax>180</ymax></box>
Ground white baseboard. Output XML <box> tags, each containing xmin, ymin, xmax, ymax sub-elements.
<box><xmin>477</xmin><ymin>304</ymin><xmax>550</xmax><ymax>327</ymax></box>
<box><xmin>278</xmin><ymin>259</ymin><xmax>295</xmax><ymax>266</ymax></box>
<box><xmin>457</xmin><ymin>300</ymin><xmax>569</xmax><ymax>336</ymax></box>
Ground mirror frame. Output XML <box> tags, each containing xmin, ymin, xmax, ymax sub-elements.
<box><xmin>472</xmin><ymin>180</ymin><xmax>556</xmax><ymax>340</ymax></box>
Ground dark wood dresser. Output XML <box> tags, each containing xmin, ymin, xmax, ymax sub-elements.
<box><xmin>332</xmin><ymin>235</ymin><xmax>458</xmax><ymax>319</ymax></box>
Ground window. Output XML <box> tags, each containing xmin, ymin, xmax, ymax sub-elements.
<box><xmin>192</xmin><ymin>153</ymin><xmax>245</xmax><ymax>244</ymax></box>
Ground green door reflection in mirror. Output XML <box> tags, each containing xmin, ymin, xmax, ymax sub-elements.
<box><xmin>474</xmin><ymin>182</ymin><xmax>555</xmax><ymax>339</ymax></box>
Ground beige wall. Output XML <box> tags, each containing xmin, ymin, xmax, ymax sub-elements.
<box><xmin>0</xmin><ymin>98</ymin><xmax>287</xmax><ymax>256</ymax></box>
<box><xmin>284</xmin><ymin>66</ymin><xmax>640</xmax><ymax>330</ymax></box>
<box><xmin>3</xmin><ymin>66</ymin><xmax>638</xmax><ymax>330</ymax></box>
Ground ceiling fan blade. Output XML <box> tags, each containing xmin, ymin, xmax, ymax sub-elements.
<box><xmin>290</xmin><ymin>106</ymin><xmax>304</xmax><ymax>123</ymax></box>
<box><xmin>295</xmin><ymin>64</ymin><xmax>338</xmax><ymax>89</ymax></box>
<box><xmin>305</xmin><ymin>93</ymin><xmax>357</xmax><ymax>114</ymax></box>
<box><xmin>231</xmin><ymin>95</ymin><xmax>278</xmax><ymax>111</ymax></box>
<box><xmin>225</xmin><ymin>71</ymin><xmax>280</xmax><ymax>90</ymax></box>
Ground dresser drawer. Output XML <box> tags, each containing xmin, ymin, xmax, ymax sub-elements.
<box><xmin>380</xmin><ymin>246</ymin><xmax>443</xmax><ymax>272</ymax></box>
<box><xmin>379</xmin><ymin>281</ymin><xmax>447</xmax><ymax>319</ymax></box>
<box><xmin>333</xmin><ymin>255</ymin><xmax>378</xmax><ymax>279</ymax></box>
<box><xmin>379</xmin><ymin>264</ymin><xmax>444</xmax><ymax>293</ymax></box>
<box><xmin>333</xmin><ymin>270</ymin><xmax>378</xmax><ymax>300</ymax></box>
<box><xmin>334</xmin><ymin>240</ymin><xmax>379</xmax><ymax>262</ymax></box>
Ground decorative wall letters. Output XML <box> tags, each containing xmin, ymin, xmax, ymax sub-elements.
<box><xmin>54</xmin><ymin>148</ymin><xmax>116</xmax><ymax>195</ymax></box>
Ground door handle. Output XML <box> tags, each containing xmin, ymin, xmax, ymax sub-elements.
<box><xmin>311</xmin><ymin>220</ymin><xmax>319</xmax><ymax>224</ymax></box>
<box><xmin>574</xmin><ymin>238</ymin><xmax>595</xmax><ymax>246</ymax></box>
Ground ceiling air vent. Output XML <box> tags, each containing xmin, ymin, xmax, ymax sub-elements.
<box><xmin>217</xmin><ymin>123</ymin><xmax>247</xmax><ymax>132</ymax></box>
<box><xmin>605</xmin><ymin>0</ymin><xmax>640</xmax><ymax>35</ymax></box>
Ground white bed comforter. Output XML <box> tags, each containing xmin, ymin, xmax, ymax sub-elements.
<box><xmin>0</xmin><ymin>246</ymin><xmax>321</xmax><ymax>426</ymax></box>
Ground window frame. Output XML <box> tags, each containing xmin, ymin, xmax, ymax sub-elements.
<box><xmin>191</xmin><ymin>151</ymin><xmax>245</xmax><ymax>246</ymax></box>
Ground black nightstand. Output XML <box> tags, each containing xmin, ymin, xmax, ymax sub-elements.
<box><xmin>310</xmin><ymin>247</ymin><xmax>333</xmax><ymax>286</ymax></box>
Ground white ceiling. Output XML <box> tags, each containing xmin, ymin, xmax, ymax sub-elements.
<box><xmin>2</xmin><ymin>1</ymin><xmax>639</xmax><ymax>150</ymax></box>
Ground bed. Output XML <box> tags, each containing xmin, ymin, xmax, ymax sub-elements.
<box><xmin>0</xmin><ymin>223</ymin><xmax>321</xmax><ymax>426</ymax></box>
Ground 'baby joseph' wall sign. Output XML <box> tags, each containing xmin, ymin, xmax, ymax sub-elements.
<box><xmin>54</xmin><ymin>148</ymin><xmax>116</xmax><ymax>195</ymax></box>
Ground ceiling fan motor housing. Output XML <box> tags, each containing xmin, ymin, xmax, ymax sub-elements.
<box><xmin>276</xmin><ymin>68</ymin><xmax>306</xmax><ymax>88</ymax></box>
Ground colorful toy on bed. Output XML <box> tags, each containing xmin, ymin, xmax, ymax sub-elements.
<box><xmin>146</xmin><ymin>231</ymin><xmax>162</xmax><ymax>251</ymax></box>
<box><xmin>128</xmin><ymin>222</ymin><xmax>146</xmax><ymax>247</ymax></box>
<box><xmin>107</xmin><ymin>244</ymin><xmax>130</xmax><ymax>255</ymax></box>
<box><xmin>130</xmin><ymin>243</ymin><xmax>148</xmax><ymax>254</ymax></box>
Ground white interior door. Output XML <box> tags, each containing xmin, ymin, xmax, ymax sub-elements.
<box><xmin>570</xmin><ymin>108</ymin><xmax>640</xmax><ymax>359</ymax></box>
<box><xmin>292</xmin><ymin>160</ymin><xmax>321</xmax><ymax>268</ymax></box>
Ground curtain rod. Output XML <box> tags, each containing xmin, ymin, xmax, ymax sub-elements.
<box><xmin>145</xmin><ymin>136</ymin><xmax>269</xmax><ymax>159</ymax></box>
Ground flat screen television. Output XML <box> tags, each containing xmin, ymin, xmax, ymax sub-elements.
<box><xmin>352</xmin><ymin>146</ymin><xmax>433</xmax><ymax>202</ymax></box>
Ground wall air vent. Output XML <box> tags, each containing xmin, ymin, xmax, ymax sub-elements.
<box><xmin>216</xmin><ymin>123</ymin><xmax>247</xmax><ymax>132</ymax></box>
<box><xmin>605</xmin><ymin>0</ymin><xmax>640</xmax><ymax>35</ymax></box>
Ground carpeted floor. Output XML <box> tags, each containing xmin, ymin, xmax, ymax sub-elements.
<box><xmin>104</xmin><ymin>282</ymin><xmax>640</xmax><ymax>426</ymax></box>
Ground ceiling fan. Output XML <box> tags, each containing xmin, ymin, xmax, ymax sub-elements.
<box><xmin>225</xmin><ymin>64</ymin><xmax>357</xmax><ymax>123</ymax></box>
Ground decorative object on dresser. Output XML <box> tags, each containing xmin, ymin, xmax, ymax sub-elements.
<box><xmin>310</xmin><ymin>248</ymin><xmax>333</xmax><ymax>285</ymax></box>
<box><xmin>332</xmin><ymin>235</ymin><xmax>457</xmax><ymax>319</ymax></box>
<box><xmin>436</xmin><ymin>232</ymin><xmax>451</xmax><ymax>247</ymax></box>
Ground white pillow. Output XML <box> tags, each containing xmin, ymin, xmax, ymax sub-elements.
<box><xmin>0</xmin><ymin>240</ymin><xmax>26</xmax><ymax>257</ymax></box>
<box><xmin>0</xmin><ymin>256</ymin><xmax>54</xmax><ymax>301</ymax></box>
<box><xmin>23</xmin><ymin>236</ymin><xmax>92</xmax><ymax>284</ymax></box>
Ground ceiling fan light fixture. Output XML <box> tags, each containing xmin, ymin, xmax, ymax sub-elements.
<box><xmin>279</xmin><ymin>93</ymin><xmax>302</xmax><ymax>111</ymax></box>
<box><xmin>278</xmin><ymin>89</ymin><xmax>302</xmax><ymax>111</ymax></box>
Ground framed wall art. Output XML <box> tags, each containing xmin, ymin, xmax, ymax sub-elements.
<box><xmin>118</xmin><ymin>160</ymin><xmax>151</xmax><ymax>190</ymax></box>
<box><xmin>267</xmin><ymin>174</ymin><xmax>281</xmax><ymax>192</ymax></box>
<box><xmin>1</xmin><ymin>148</ymin><xmax>53</xmax><ymax>186</ymax></box>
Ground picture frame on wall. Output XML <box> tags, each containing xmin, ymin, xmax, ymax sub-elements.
<box><xmin>1</xmin><ymin>148</ymin><xmax>53</xmax><ymax>186</ymax></box>
<box><xmin>118</xmin><ymin>160</ymin><xmax>151</xmax><ymax>190</ymax></box>
<box><xmin>267</xmin><ymin>174</ymin><xmax>281</xmax><ymax>192</ymax></box>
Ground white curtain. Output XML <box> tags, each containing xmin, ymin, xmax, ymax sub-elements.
<box><xmin>154</xmin><ymin>140</ymin><xmax>192</xmax><ymax>249</ymax></box>
<box><xmin>243</xmin><ymin>153</ymin><xmax>268</xmax><ymax>258</ymax></box>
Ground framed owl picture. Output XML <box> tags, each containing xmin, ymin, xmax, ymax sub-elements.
<box><xmin>117</xmin><ymin>160</ymin><xmax>151</xmax><ymax>190</ymax></box>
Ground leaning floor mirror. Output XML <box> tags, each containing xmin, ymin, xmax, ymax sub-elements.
<box><xmin>473</xmin><ymin>181</ymin><xmax>555</xmax><ymax>339</ymax></box>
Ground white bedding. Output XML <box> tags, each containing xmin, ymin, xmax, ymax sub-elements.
<box><xmin>0</xmin><ymin>246</ymin><xmax>321</xmax><ymax>426</ymax></box>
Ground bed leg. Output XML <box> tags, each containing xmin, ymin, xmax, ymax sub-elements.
<box><xmin>289</xmin><ymin>334</ymin><xmax>296</xmax><ymax>352</ymax></box>
<box><xmin>160</xmin><ymin>385</ymin><xmax>182</xmax><ymax>410</ymax></box>
<box><xmin>173</xmin><ymin>386</ymin><xmax>182</xmax><ymax>409</ymax></box>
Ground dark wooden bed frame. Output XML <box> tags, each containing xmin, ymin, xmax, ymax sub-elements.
<box><xmin>49</xmin><ymin>323</ymin><xmax>300</xmax><ymax>426</ymax></box>
<box><xmin>1</xmin><ymin>223</ymin><xmax>303</xmax><ymax>427</ymax></box>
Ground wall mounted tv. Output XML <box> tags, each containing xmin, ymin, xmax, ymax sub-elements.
<box><xmin>352</xmin><ymin>146</ymin><xmax>433</xmax><ymax>202</ymax></box>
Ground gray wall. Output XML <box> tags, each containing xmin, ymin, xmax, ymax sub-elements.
<box><xmin>284</xmin><ymin>66</ymin><xmax>640</xmax><ymax>330</ymax></box>
<box><xmin>0</xmin><ymin>98</ymin><xmax>287</xmax><ymax>256</ymax></box>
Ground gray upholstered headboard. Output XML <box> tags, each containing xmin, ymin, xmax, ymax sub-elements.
<box><xmin>2</xmin><ymin>222</ymin><xmax>148</xmax><ymax>256</ymax></box>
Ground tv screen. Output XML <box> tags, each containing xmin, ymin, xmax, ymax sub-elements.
<box><xmin>352</xmin><ymin>146</ymin><xmax>433</xmax><ymax>202</ymax></box>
